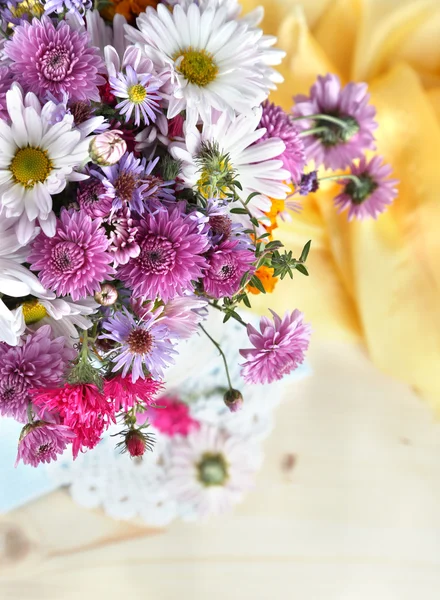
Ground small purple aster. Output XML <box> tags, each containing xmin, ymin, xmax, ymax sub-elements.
<box><xmin>240</xmin><ymin>309</ymin><xmax>311</xmax><ymax>385</ymax></box>
<box><xmin>258</xmin><ymin>100</ymin><xmax>306</xmax><ymax>183</ymax></box>
<box><xmin>94</xmin><ymin>152</ymin><xmax>175</xmax><ymax>215</ymax></box>
<box><xmin>28</xmin><ymin>209</ymin><xmax>114</xmax><ymax>301</ymax></box>
<box><xmin>334</xmin><ymin>156</ymin><xmax>398</xmax><ymax>221</ymax></box>
<box><xmin>44</xmin><ymin>0</ymin><xmax>92</xmax><ymax>19</ymax></box>
<box><xmin>16</xmin><ymin>421</ymin><xmax>75</xmax><ymax>468</ymax></box>
<box><xmin>0</xmin><ymin>325</ymin><xmax>74</xmax><ymax>422</ymax></box>
<box><xmin>203</xmin><ymin>198</ymin><xmax>253</xmax><ymax>249</ymax></box>
<box><xmin>100</xmin><ymin>308</ymin><xmax>178</xmax><ymax>382</ymax></box>
<box><xmin>118</xmin><ymin>205</ymin><xmax>209</xmax><ymax>303</ymax></box>
<box><xmin>5</xmin><ymin>16</ymin><xmax>105</xmax><ymax>102</ymax></box>
<box><xmin>0</xmin><ymin>66</ymin><xmax>13</xmax><ymax>121</ymax></box>
<box><xmin>298</xmin><ymin>171</ymin><xmax>319</xmax><ymax>196</ymax></box>
<box><xmin>203</xmin><ymin>239</ymin><xmax>255</xmax><ymax>299</ymax></box>
<box><xmin>110</xmin><ymin>65</ymin><xmax>163</xmax><ymax>127</ymax></box>
<box><xmin>293</xmin><ymin>74</ymin><xmax>377</xmax><ymax>170</ymax></box>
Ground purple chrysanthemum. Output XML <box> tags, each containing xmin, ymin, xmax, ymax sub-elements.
<box><xmin>334</xmin><ymin>156</ymin><xmax>398</xmax><ymax>221</ymax></box>
<box><xmin>240</xmin><ymin>309</ymin><xmax>311</xmax><ymax>385</ymax></box>
<box><xmin>203</xmin><ymin>239</ymin><xmax>255</xmax><ymax>299</ymax></box>
<box><xmin>110</xmin><ymin>65</ymin><xmax>163</xmax><ymax>127</ymax></box>
<box><xmin>77</xmin><ymin>178</ymin><xmax>113</xmax><ymax>218</ymax></box>
<box><xmin>0</xmin><ymin>325</ymin><xmax>74</xmax><ymax>422</ymax></box>
<box><xmin>0</xmin><ymin>66</ymin><xmax>13</xmax><ymax>121</ymax></box>
<box><xmin>5</xmin><ymin>16</ymin><xmax>105</xmax><ymax>102</ymax></box>
<box><xmin>100</xmin><ymin>308</ymin><xmax>178</xmax><ymax>382</ymax></box>
<box><xmin>106</xmin><ymin>206</ymin><xmax>140</xmax><ymax>266</ymax></box>
<box><xmin>118</xmin><ymin>206</ymin><xmax>209</xmax><ymax>303</ymax></box>
<box><xmin>93</xmin><ymin>153</ymin><xmax>175</xmax><ymax>215</ymax></box>
<box><xmin>44</xmin><ymin>0</ymin><xmax>92</xmax><ymax>18</ymax></box>
<box><xmin>258</xmin><ymin>100</ymin><xmax>306</xmax><ymax>183</ymax></box>
<box><xmin>16</xmin><ymin>421</ymin><xmax>75</xmax><ymax>468</ymax></box>
<box><xmin>293</xmin><ymin>74</ymin><xmax>377</xmax><ymax>170</ymax></box>
<box><xmin>28</xmin><ymin>209</ymin><xmax>114</xmax><ymax>301</ymax></box>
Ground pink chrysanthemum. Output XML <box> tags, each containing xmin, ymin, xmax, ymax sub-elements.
<box><xmin>334</xmin><ymin>156</ymin><xmax>399</xmax><ymax>221</ymax></box>
<box><xmin>77</xmin><ymin>178</ymin><xmax>113</xmax><ymax>218</ymax></box>
<box><xmin>203</xmin><ymin>239</ymin><xmax>255</xmax><ymax>299</ymax></box>
<box><xmin>28</xmin><ymin>209</ymin><xmax>114</xmax><ymax>301</ymax></box>
<box><xmin>240</xmin><ymin>310</ymin><xmax>311</xmax><ymax>385</ymax></box>
<box><xmin>142</xmin><ymin>394</ymin><xmax>199</xmax><ymax>437</ymax></box>
<box><xmin>293</xmin><ymin>74</ymin><xmax>377</xmax><ymax>170</ymax></box>
<box><xmin>106</xmin><ymin>206</ymin><xmax>140</xmax><ymax>266</ymax></box>
<box><xmin>104</xmin><ymin>374</ymin><xmax>163</xmax><ymax>412</ymax></box>
<box><xmin>32</xmin><ymin>383</ymin><xmax>116</xmax><ymax>459</ymax></box>
<box><xmin>118</xmin><ymin>206</ymin><xmax>209</xmax><ymax>303</ymax></box>
<box><xmin>0</xmin><ymin>325</ymin><xmax>74</xmax><ymax>422</ymax></box>
<box><xmin>258</xmin><ymin>100</ymin><xmax>306</xmax><ymax>183</ymax></box>
<box><xmin>16</xmin><ymin>421</ymin><xmax>75</xmax><ymax>468</ymax></box>
<box><xmin>0</xmin><ymin>66</ymin><xmax>13</xmax><ymax>121</ymax></box>
<box><xmin>4</xmin><ymin>16</ymin><xmax>105</xmax><ymax>102</ymax></box>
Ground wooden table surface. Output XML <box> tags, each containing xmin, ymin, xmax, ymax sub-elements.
<box><xmin>1</xmin><ymin>339</ymin><xmax>440</xmax><ymax>599</ymax></box>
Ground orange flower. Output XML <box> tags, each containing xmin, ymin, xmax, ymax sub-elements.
<box><xmin>247</xmin><ymin>266</ymin><xmax>278</xmax><ymax>295</ymax></box>
<box><xmin>100</xmin><ymin>0</ymin><xmax>159</xmax><ymax>24</ymax></box>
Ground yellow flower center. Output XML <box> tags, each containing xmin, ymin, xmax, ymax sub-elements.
<box><xmin>127</xmin><ymin>84</ymin><xmax>147</xmax><ymax>104</ymax></box>
<box><xmin>175</xmin><ymin>48</ymin><xmax>218</xmax><ymax>87</ymax></box>
<box><xmin>10</xmin><ymin>147</ymin><xmax>52</xmax><ymax>188</ymax></box>
<box><xmin>11</xmin><ymin>0</ymin><xmax>44</xmax><ymax>19</ymax></box>
<box><xmin>21</xmin><ymin>300</ymin><xmax>48</xmax><ymax>325</ymax></box>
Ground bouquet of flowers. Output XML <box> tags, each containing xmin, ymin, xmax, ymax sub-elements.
<box><xmin>0</xmin><ymin>0</ymin><xmax>397</xmax><ymax>469</ymax></box>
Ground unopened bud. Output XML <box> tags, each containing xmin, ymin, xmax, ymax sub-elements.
<box><xmin>89</xmin><ymin>130</ymin><xmax>126</xmax><ymax>166</ymax></box>
<box><xmin>94</xmin><ymin>283</ymin><xmax>118</xmax><ymax>306</ymax></box>
<box><xmin>125</xmin><ymin>429</ymin><xmax>147</xmax><ymax>458</ymax></box>
<box><xmin>223</xmin><ymin>389</ymin><xmax>244</xmax><ymax>413</ymax></box>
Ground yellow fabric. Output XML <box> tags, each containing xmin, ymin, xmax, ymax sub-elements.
<box><xmin>242</xmin><ymin>0</ymin><xmax>440</xmax><ymax>410</ymax></box>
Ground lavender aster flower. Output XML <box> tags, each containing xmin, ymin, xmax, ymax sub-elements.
<box><xmin>94</xmin><ymin>152</ymin><xmax>175</xmax><ymax>215</ymax></box>
<box><xmin>0</xmin><ymin>66</ymin><xmax>13</xmax><ymax>121</ymax></box>
<box><xmin>258</xmin><ymin>100</ymin><xmax>306</xmax><ymax>183</ymax></box>
<box><xmin>334</xmin><ymin>156</ymin><xmax>398</xmax><ymax>221</ymax></box>
<box><xmin>100</xmin><ymin>308</ymin><xmax>177</xmax><ymax>382</ymax></box>
<box><xmin>0</xmin><ymin>0</ymin><xmax>44</xmax><ymax>26</ymax></box>
<box><xmin>298</xmin><ymin>171</ymin><xmax>319</xmax><ymax>196</ymax></box>
<box><xmin>118</xmin><ymin>206</ymin><xmax>209</xmax><ymax>303</ymax></box>
<box><xmin>0</xmin><ymin>325</ymin><xmax>74</xmax><ymax>422</ymax></box>
<box><xmin>44</xmin><ymin>0</ymin><xmax>92</xmax><ymax>19</ymax></box>
<box><xmin>5</xmin><ymin>16</ymin><xmax>105</xmax><ymax>102</ymax></box>
<box><xmin>28</xmin><ymin>209</ymin><xmax>114</xmax><ymax>301</ymax></box>
<box><xmin>110</xmin><ymin>65</ymin><xmax>163</xmax><ymax>127</ymax></box>
<box><xmin>240</xmin><ymin>309</ymin><xmax>311</xmax><ymax>385</ymax></box>
<box><xmin>16</xmin><ymin>421</ymin><xmax>75</xmax><ymax>467</ymax></box>
<box><xmin>293</xmin><ymin>74</ymin><xmax>377</xmax><ymax>170</ymax></box>
<box><xmin>203</xmin><ymin>239</ymin><xmax>255</xmax><ymax>299</ymax></box>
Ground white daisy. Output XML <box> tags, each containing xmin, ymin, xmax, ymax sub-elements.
<box><xmin>127</xmin><ymin>3</ymin><xmax>284</xmax><ymax>126</ymax></box>
<box><xmin>0</xmin><ymin>84</ymin><xmax>91</xmax><ymax>245</ymax></box>
<box><xmin>166</xmin><ymin>424</ymin><xmax>263</xmax><ymax>520</ymax></box>
<box><xmin>170</xmin><ymin>108</ymin><xmax>291</xmax><ymax>215</ymax></box>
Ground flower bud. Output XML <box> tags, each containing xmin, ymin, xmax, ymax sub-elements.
<box><xmin>94</xmin><ymin>283</ymin><xmax>118</xmax><ymax>306</ymax></box>
<box><xmin>223</xmin><ymin>389</ymin><xmax>244</xmax><ymax>413</ymax></box>
<box><xmin>89</xmin><ymin>130</ymin><xmax>126</xmax><ymax>166</ymax></box>
<box><xmin>125</xmin><ymin>429</ymin><xmax>147</xmax><ymax>458</ymax></box>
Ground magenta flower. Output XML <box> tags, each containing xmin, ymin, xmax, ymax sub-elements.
<box><xmin>293</xmin><ymin>74</ymin><xmax>377</xmax><ymax>170</ymax></box>
<box><xmin>77</xmin><ymin>178</ymin><xmax>113</xmax><ymax>218</ymax></box>
<box><xmin>5</xmin><ymin>16</ymin><xmax>105</xmax><ymax>102</ymax></box>
<box><xmin>16</xmin><ymin>422</ymin><xmax>75</xmax><ymax>468</ymax></box>
<box><xmin>28</xmin><ymin>209</ymin><xmax>114</xmax><ymax>301</ymax></box>
<box><xmin>240</xmin><ymin>310</ymin><xmax>311</xmax><ymax>385</ymax></box>
<box><xmin>32</xmin><ymin>383</ymin><xmax>116</xmax><ymax>459</ymax></box>
<box><xmin>106</xmin><ymin>206</ymin><xmax>140</xmax><ymax>266</ymax></box>
<box><xmin>258</xmin><ymin>100</ymin><xmax>306</xmax><ymax>183</ymax></box>
<box><xmin>203</xmin><ymin>239</ymin><xmax>255</xmax><ymax>299</ymax></box>
<box><xmin>144</xmin><ymin>394</ymin><xmax>200</xmax><ymax>437</ymax></box>
<box><xmin>334</xmin><ymin>156</ymin><xmax>399</xmax><ymax>221</ymax></box>
<box><xmin>104</xmin><ymin>374</ymin><xmax>163</xmax><ymax>412</ymax></box>
<box><xmin>118</xmin><ymin>206</ymin><xmax>209</xmax><ymax>303</ymax></box>
<box><xmin>0</xmin><ymin>66</ymin><xmax>13</xmax><ymax>121</ymax></box>
<box><xmin>0</xmin><ymin>326</ymin><xmax>74</xmax><ymax>422</ymax></box>
<box><xmin>100</xmin><ymin>308</ymin><xmax>178</xmax><ymax>382</ymax></box>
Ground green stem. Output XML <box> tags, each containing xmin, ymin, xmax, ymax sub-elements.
<box><xmin>299</xmin><ymin>126</ymin><xmax>329</xmax><ymax>138</ymax></box>
<box><xmin>237</xmin><ymin>195</ymin><xmax>258</xmax><ymax>241</ymax></box>
<box><xmin>292</xmin><ymin>113</ymin><xmax>350</xmax><ymax>128</ymax></box>
<box><xmin>319</xmin><ymin>174</ymin><xmax>363</xmax><ymax>186</ymax></box>
<box><xmin>199</xmin><ymin>324</ymin><xmax>233</xmax><ymax>390</ymax></box>
<box><xmin>81</xmin><ymin>329</ymin><xmax>89</xmax><ymax>361</ymax></box>
<box><xmin>26</xmin><ymin>403</ymin><xmax>34</xmax><ymax>424</ymax></box>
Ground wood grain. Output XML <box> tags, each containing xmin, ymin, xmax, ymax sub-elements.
<box><xmin>1</xmin><ymin>339</ymin><xmax>440</xmax><ymax>599</ymax></box>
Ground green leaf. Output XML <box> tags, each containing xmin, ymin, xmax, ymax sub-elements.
<box><xmin>223</xmin><ymin>313</ymin><xmax>231</xmax><ymax>323</ymax></box>
<box><xmin>242</xmin><ymin>294</ymin><xmax>252</xmax><ymax>308</ymax></box>
<box><xmin>250</xmin><ymin>217</ymin><xmax>260</xmax><ymax>227</ymax></box>
<box><xmin>296</xmin><ymin>264</ymin><xmax>309</xmax><ymax>276</ymax></box>
<box><xmin>239</xmin><ymin>271</ymin><xmax>250</xmax><ymax>288</ymax></box>
<box><xmin>245</xmin><ymin>191</ymin><xmax>261</xmax><ymax>205</ymax></box>
<box><xmin>233</xmin><ymin>180</ymin><xmax>243</xmax><ymax>191</ymax></box>
<box><xmin>230</xmin><ymin>207</ymin><xmax>248</xmax><ymax>215</ymax></box>
<box><xmin>265</xmin><ymin>240</ymin><xmax>284</xmax><ymax>251</ymax></box>
<box><xmin>249</xmin><ymin>275</ymin><xmax>266</xmax><ymax>294</ymax></box>
<box><xmin>299</xmin><ymin>240</ymin><xmax>312</xmax><ymax>263</ymax></box>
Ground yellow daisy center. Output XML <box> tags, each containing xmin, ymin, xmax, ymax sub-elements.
<box><xmin>10</xmin><ymin>147</ymin><xmax>52</xmax><ymax>188</ymax></box>
<box><xmin>11</xmin><ymin>0</ymin><xmax>44</xmax><ymax>19</ymax></box>
<box><xmin>21</xmin><ymin>300</ymin><xmax>48</xmax><ymax>325</ymax></box>
<box><xmin>127</xmin><ymin>84</ymin><xmax>147</xmax><ymax>104</ymax></box>
<box><xmin>175</xmin><ymin>48</ymin><xmax>218</xmax><ymax>87</ymax></box>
